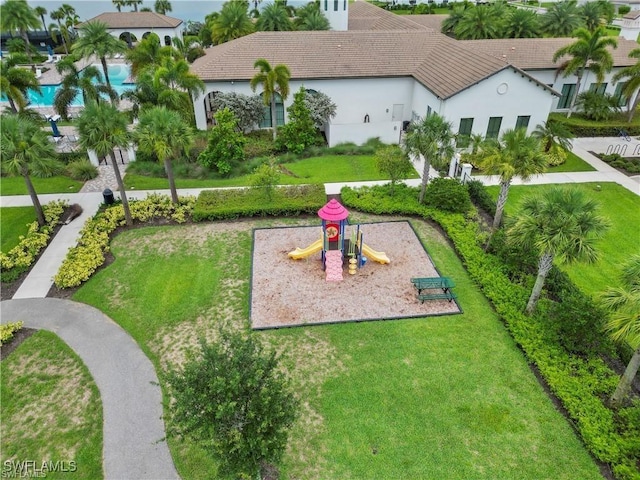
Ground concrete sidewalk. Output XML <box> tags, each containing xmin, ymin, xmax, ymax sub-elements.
<box><xmin>1</xmin><ymin>298</ymin><xmax>179</xmax><ymax>480</ymax></box>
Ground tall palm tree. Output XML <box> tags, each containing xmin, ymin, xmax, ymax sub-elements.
<box><xmin>250</xmin><ymin>58</ymin><xmax>291</xmax><ymax>141</ymax></box>
<box><xmin>553</xmin><ymin>26</ymin><xmax>617</xmax><ymax>117</ymax></box>
<box><xmin>295</xmin><ymin>2</ymin><xmax>330</xmax><ymax>30</ymax></box>
<box><xmin>125</xmin><ymin>32</ymin><xmax>174</xmax><ymax>77</ymax></box>
<box><xmin>50</xmin><ymin>8</ymin><xmax>69</xmax><ymax>54</ymax></box>
<box><xmin>73</xmin><ymin>21</ymin><xmax>128</xmax><ymax>90</ymax></box>
<box><xmin>54</xmin><ymin>59</ymin><xmax>118</xmax><ymax>119</ymax></box>
<box><xmin>211</xmin><ymin>0</ymin><xmax>254</xmax><ymax>45</ymax></box>
<box><xmin>580</xmin><ymin>1</ymin><xmax>604</xmax><ymax>32</ymax></box>
<box><xmin>0</xmin><ymin>0</ymin><xmax>41</xmax><ymax>63</ymax></box>
<box><xmin>34</xmin><ymin>6</ymin><xmax>47</xmax><ymax>31</ymax></box>
<box><xmin>0</xmin><ymin>58</ymin><xmax>41</xmax><ymax>113</ymax></box>
<box><xmin>441</xmin><ymin>6</ymin><xmax>466</xmax><ymax>37</ymax></box>
<box><xmin>403</xmin><ymin>113</ymin><xmax>454</xmax><ymax>204</ymax></box>
<box><xmin>507</xmin><ymin>187</ymin><xmax>609</xmax><ymax>314</ymax></box>
<box><xmin>153</xmin><ymin>56</ymin><xmax>205</xmax><ymax>119</ymax></box>
<box><xmin>600</xmin><ymin>254</ymin><xmax>640</xmax><ymax>406</ymax></box>
<box><xmin>113</xmin><ymin>0</ymin><xmax>127</xmax><ymax>12</ymax></box>
<box><xmin>455</xmin><ymin>5</ymin><xmax>504</xmax><ymax>40</ymax></box>
<box><xmin>613</xmin><ymin>47</ymin><xmax>640</xmax><ymax>122</ymax></box>
<box><xmin>126</xmin><ymin>0</ymin><xmax>143</xmax><ymax>12</ymax></box>
<box><xmin>77</xmin><ymin>102</ymin><xmax>133</xmax><ymax>226</ymax></box>
<box><xmin>256</xmin><ymin>3</ymin><xmax>294</xmax><ymax>31</ymax></box>
<box><xmin>154</xmin><ymin>0</ymin><xmax>172</xmax><ymax>14</ymax></box>
<box><xmin>134</xmin><ymin>106</ymin><xmax>194</xmax><ymax>204</ymax></box>
<box><xmin>541</xmin><ymin>0</ymin><xmax>583</xmax><ymax>37</ymax></box>
<box><xmin>1</xmin><ymin>116</ymin><xmax>60</xmax><ymax>227</ymax></box>
<box><xmin>476</xmin><ymin>128</ymin><xmax>548</xmax><ymax>230</ymax></box>
<box><xmin>504</xmin><ymin>8</ymin><xmax>540</xmax><ymax>38</ymax></box>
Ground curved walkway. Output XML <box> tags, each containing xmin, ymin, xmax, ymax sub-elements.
<box><xmin>1</xmin><ymin>298</ymin><xmax>179</xmax><ymax>480</ymax></box>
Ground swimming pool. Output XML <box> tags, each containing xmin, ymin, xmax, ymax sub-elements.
<box><xmin>27</xmin><ymin>63</ymin><xmax>134</xmax><ymax>107</ymax></box>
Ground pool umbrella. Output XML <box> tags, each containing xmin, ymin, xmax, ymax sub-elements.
<box><xmin>49</xmin><ymin>117</ymin><xmax>60</xmax><ymax>137</ymax></box>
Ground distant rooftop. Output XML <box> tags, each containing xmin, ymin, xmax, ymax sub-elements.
<box><xmin>78</xmin><ymin>12</ymin><xmax>183</xmax><ymax>29</ymax></box>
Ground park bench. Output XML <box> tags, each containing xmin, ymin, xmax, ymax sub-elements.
<box><xmin>417</xmin><ymin>291</ymin><xmax>458</xmax><ymax>303</ymax></box>
<box><xmin>411</xmin><ymin>276</ymin><xmax>455</xmax><ymax>294</ymax></box>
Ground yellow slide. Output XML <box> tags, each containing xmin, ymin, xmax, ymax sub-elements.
<box><xmin>361</xmin><ymin>243</ymin><xmax>390</xmax><ymax>264</ymax></box>
<box><xmin>288</xmin><ymin>239</ymin><xmax>323</xmax><ymax>259</ymax></box>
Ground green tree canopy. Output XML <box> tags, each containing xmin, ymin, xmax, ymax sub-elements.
<box><xmin>256</xmin><ymin>2</ymin><xmax>294</xmax><ymax>31</ymax></box>
<box><xmin>72</xmin><ymin>21</ymin><xmax>127</xmax><ymax>89</ymax></box>
<box><xmin>0</xmin><ymin>0</ymin><xmax>41</xmax><ymax>62</ymax></box>
<box><xmin>211</xmin><ymin>0</ymin><xmax>254</xmax><ymax>45</ymax></box>
<box><xmin>0</xmin><ymin>58</ymin><xmax>41</xmax><ymax>113</ymax></box>
<box><xmin>612</xmin><ymin>47</ymin><xmax>640</xmax><ymax>122</ymax></box>
<box><xmin>198</xmin><ymin>108</ymin><xmax>246</xmax><ymax>175</ymax></box>
<box><xmin>375</xmin><ymin>145</ymin><xmax>414</xmax><ymax>195</ymax></box>
<box><xmin>250</xmin><ymin>58</ymin><xmax>291</xmax><ymax>140</ymax></box>
<box><xmin>541</xmin><ymin>0</ymin><xmax>583</xmax><ymax>37</ymax></box>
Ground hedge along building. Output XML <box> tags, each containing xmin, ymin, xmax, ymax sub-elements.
<box><xmin>189</xmin><ymin>1</ymin><xmax>632</xmax><ymax>146</ymax></box>
<box><xmin>78</xmin><ymin>12</ymin><xmax>183</xmax><ymax>48</ymax></box>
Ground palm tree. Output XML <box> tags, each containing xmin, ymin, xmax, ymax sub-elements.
<box><xmin>134</xmin><ymin>106</ymin><xmax>194</xmax><ymax>204</ymax></box>
<box><xmin>155</xmin><ymin>0</ymin><xmax>172</xmax><ymax>14</ymax></box>
<box><xmin>54</xmin><ymin>59</ymin><xmax>118</xmax><ymax>119</ymax></box>
<box><xmin>532</xmin><ymin>120</ymin><xmax>574</xmax><ymax>153</ymax></box>
<box><xmin>455</xmin><ymin>5</ymin><xmax>504</xmax><ymax>40</ymax></box>
<box><xmin>0</xmin><ymin>58</ymin><xmax>41</xmax><ymax>113</ymax></box>
<box><xmin>34</xmin><ymin>6</ymin><xmax>47</xmax><ymax>31</ymax></box>
<box><xmin>553</xmin><ymin>26</ymin><xmax>617</xmax><ymax>117</ymax></box>
<box><xmin>153</xmin><ymin>56</ymin><xmax>205</xmax><ymax>119</ymax></box>
<box><xmin>125</xmin><ymin>32</ymin><xmax>174</xmax><ymax>77</ymax></box>
<box><xmin>113</xmin><ymin>0</ymin><xmax>127</xmax><ymax>12</ymax></box>
<box><xmin>441</xmin><ymin>6</ymin><xmax>466</xmax><ymax>37</ymax></box>
<box><xmin>504</xmin><ymin>8</ymin><xmax>540</xmax><ymax>38</ymax></box>
<box><xmin>0</xmin><ymin>116</ymin><xmax>60</xmax><ymax>227</ymax></box>
<box><xmin>250</xmin><ymin>58</ymin><xmax>291</xmax><ymax>141</ymax></box>
<box><xmin>76</xmin><ymin>102</ymin><xmax>133</xmax><ymax>226</ymax></box>
<box><xmin>211</xmin><ymin>0</ymin><xmax>254</xmax><ymax>45</ymax></box>
<box><xmin>613</xmin><ymin>48</ymin><xmax>640</xmax><ymax>122</ymax></box>
<box><xmin>507</xmin><ymin>187</ymin><xmax>609</xmax><ymax>314</ymax></box>
<box><xmin>50</xmin><ymin>8</ymin><xmax>69</xmax><ymax>54</ymax></box>
<box><xmin>541</xmin><ymin>0</ymin><xmax>583</xmax><ymax>37</ymax></box>
<box><xmin>256</xmin><ymin>3</ymin><xmax>294</xmax><ymax>31</ymax></box>
<box><xmin>600</xmin><ymin>255</ymin><xmax>640</xmax><ymax>406</ymax></box>
<box><xmin>126</xmin><ymin>0</ymin><xmax>143</xmax><ymax>12</ymax></box>
<box><xmin>477</xmin><ymin>129</ymin><xmax>548</xmax><ymax>230</ymax></box>
<box><xmin>0</xmin><ymin>0</ymin><xmax>41</xmax><ymax>63</ymax></box>
<box><xmin>596</xmin><ymin>0</ymin><xmax>615</xmax><ymax>25</ymax></box>
<box><xmin>73</xmin><ymin>21</ymin><xmax>128</xmax><ymax>90</ymax></box>
<box><xmin>580</xmin><ymin>1</ymin><xmax>604</xmax><ymax>32</ymax></box>
<box><xmin>403</xmin><ymin>113</ymin><xmax>454</xmax><ymax>204</ymax></box>
<box><xmin>295</xmin><ymin>2</ymin><xmax>330</xmax><ymax>30</ymax></box>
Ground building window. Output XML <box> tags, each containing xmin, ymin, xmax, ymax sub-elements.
<box><xmin>259</xmin><ymin>93</ymin><xmax>285</xmax><ymax>128</ymax></box>
<box><xmin>324</xmin><ymin>0</ymin><xmax>327</xmax><ymax>10</ymax></box>
<box><xmin>614</xmin><ymin>82</ymin><xmax>628</xmax><ymax>107</ymax></box>
<box><xmin>334</xmin><ymin>0</ymin><xmax>338</xmax><ymax>10</ymax></box>
<box><xmin>457</xmin><ymin>117</ymin><xmax>474</xmax><ymax>147</ymax></box>
<box><xmin>344</xmin><ymin>0</ymin><xmax>346</xmax><ymax>8</ymax></box>
<box><xmin>411</xmin><ymin>110</ymin><xmax>419</xmax><ymax>122</ymax></box>
<box><xmin>558</xmin><ymin>83</ymin><xmax>576</xmax><ymax>109</ymax></box>
<box><xmin>426</xmin><ymin>106</ymin><xmax>432</xmax><ymax>117</ymax></box>
<box><xmin>515</xmin><ymin>115</ymin><xmax>530</xmax><ymax>130</ymax></box>
<box><xmin>589</xmin><ymin>83</ymin><xmax>607</xmax><ymax>95</ymax></box>
<box><xmin>486</xmin><ymin>117</ymin><xmax>502</xmax><ymax>139</ymax></box>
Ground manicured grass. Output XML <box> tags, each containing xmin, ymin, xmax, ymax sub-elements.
<box><xmin>487</xmin><ymin>182</ymin><xmax>640</xmax><ymax>295</ymax></box>
<box><xmin>123</xmin><ymin>155</ymin><xmax>417</xmax><ymax>190</ymax></box>
<box><xmin>0</xmin><ymin>176</ymin><xmax>83</xmax><ymax>196</ymax></box>
<box><xmin>0</xmin><ymin>330</ymin><xmax>103</xmax><ymax>479</ymax></box>
<box><xmin>547</xmin><ymin>150</ymin><xmax>596</xmax><ymax>172</ymax></box>
<box><xmin>1</xmin><ymin>207</ymin><xmax>36</xmax><ymax>252</ymax></box>
<box><xmin>74</xmin><ymin>218</ymin><xmax>600</xmax><ymax>479</ymax></box>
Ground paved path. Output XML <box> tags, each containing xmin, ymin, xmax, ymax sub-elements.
<box><xmin>1</xmin><ymin>298</ymin><xmax>179</xmax><ymax>480</ymax></box>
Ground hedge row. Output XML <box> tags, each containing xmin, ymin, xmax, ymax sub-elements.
<box><xmin>341</xmin><ymin>183</ymin><xmax>640</xmax><ymax>480</ymax></box>
<box><xmin>549</xmin><ymin>115</ymin><xmax>640</xmax><ymax>137</ymax></box>
<box><xmin>0</xmin><ymin>201</ymin><xmax>67</xmax><ymax>283</ymax></box>
<box><xmin>193</xmin><ymin>184</ymin><xmax>326</xmax><ymax>221</ymax></box>
<box><xmin>54</xmin><ymin>195</ymin><xmax>195</xmax><ymax>289</ymax></box>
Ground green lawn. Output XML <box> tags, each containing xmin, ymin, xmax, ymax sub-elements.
<box><xmin>0</xmin><ymin>331</ymin><xmax>103</xmax><ymax>479</ymax></box>
<box><xmin>488</xmin><ymin>182</ymin><xmax>640</xmax><ymax>295</ymax></box>
<box><xmin>1</xmin><ymin>206</ymin><xmax>36</xmax><ymax>252</ymax></box>
<box><xmin>0</xmin><ymin>176</ymin><xmax>83</xmax><ymax>196</ymax></box>
<box><xmin>74</xmin><ymin>218</ymin><xmax>600</xmax><ymax>479</ymax></box>
<box><xmin>547</xmin><ymin>150</ymin><xmax>596</xmax><ymax>173</ymax></box>
<box><xmin>124</xmin><ymin>155</ymin><xmax>416</xmax><ymax>191</ymax></box>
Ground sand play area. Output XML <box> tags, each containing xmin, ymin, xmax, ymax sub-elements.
<box><xmin>250</xmin><ymin>221</ymin><xmax>461</xmax><ymax>329</ymax></box>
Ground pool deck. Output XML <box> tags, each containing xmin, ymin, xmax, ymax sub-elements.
<box><xmin>37</xmin><ymin>55</ymin><xmax>129</xmax><ymax>86</ymax></box>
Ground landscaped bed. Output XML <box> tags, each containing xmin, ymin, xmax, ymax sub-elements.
<box><xmin>251</xmin><ymin>221</ymin><xmax>460</xmax><ymax>329</ymax></box>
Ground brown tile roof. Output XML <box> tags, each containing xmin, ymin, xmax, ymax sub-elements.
<box><xmin>78</xmin><ymin>12</ymin><xmax>182</xmax><ymax>29</ymax></box>
<box><xmin>462</xmin><ymin>37</ymin><xmax>638</xmax><ymax>70</ymax></box>
<box><xmin>403</xmin><ymin>14</ymin><xmax>448</xmax><ymax>32</ymax></box>
<box><xmin>190</xmin><ymin>30</ymin><xmax>516</xmax><ymax>99</ymax></box>
<box><xmin>348</xmin><ymin>1</ymin><xmax>426</xmax><ymax>30</ymax></box>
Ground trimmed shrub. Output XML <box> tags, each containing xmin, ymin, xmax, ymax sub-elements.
<box><xmin>466</xmin><ymin>179</ymin><xmax>496</xmax><ymax>216</ymax></box>
<box><xmin>66</xmin><ymin>159</ymin><xmax>99</xmax><ymax>181</ymax></box>
<box><xmin>192</xmin><ymin>184</ymin><xmax>325</xmax><ymax>221</ymax></box>
<box><xmin>423</xmin><ymin>177</ymin><xmax>471</xmax><ymax>213</ymax></box>
<box><xmin>0</xmin><ymin>321</ymin><xmax>23</xmax><ymax>345</ymax></box>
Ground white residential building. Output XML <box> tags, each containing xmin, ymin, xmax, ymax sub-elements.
<box><xmin>78</xmin><ymin>12</ymin><xmax>183</xmax><ymax>47</ymax></box>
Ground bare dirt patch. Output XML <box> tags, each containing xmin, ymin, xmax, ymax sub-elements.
<box><xmin>251</xmin><ymin>221</ymin><xmax>460</xmax><ymax>329</ymax></box>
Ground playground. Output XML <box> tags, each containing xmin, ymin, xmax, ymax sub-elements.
<box><xmin>250</xmin><ymin>219</ymin><xmax>461</xmax><ymax>329</ymax></box>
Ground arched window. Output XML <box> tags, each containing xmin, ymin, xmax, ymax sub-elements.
<box><xmin>119</xmin><ymin>32</ymin><xmax>137</xmax><ymax>47</ymax></box>
<box><xmin>259</xmin><ymin>92</ymin><xmax>285</xmax><ymax>128</ymax></box>
<box><xmin>142</xmin><ymin>32</ymin><xmax>151</xmax><ymax>39</ymax></box>
<box><xmin>164</xmin><ymin>35</ymin><xmax>171</xmax><ymax>46</ymax></box>
<box><xmin>305</xmin><ymin>89</ymin><xmax>318</xmax><ymax>95</ymax></box>
<box><xmin>203</xmin><ymin>91</ymin><xmax>221</xmax><ymax>125</ymax></box>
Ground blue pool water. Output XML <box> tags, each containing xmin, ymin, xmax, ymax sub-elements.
<box><xmin>27</xmin><ymin>63</ymin><xmax>133</xmax><ymax>107</ymax></box>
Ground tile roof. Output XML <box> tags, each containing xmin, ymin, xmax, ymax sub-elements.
<box><xmin>462</xmin><ymin>37</ymin><xmax>638</xmax><ymax>70</ymax></box>
<box><xmin>623</xmin><ymin>10</ymin><xmax>640</xmax><ymax>19</ymax></box>
<box><xmin>348</xmin><ymin>1</ymin><xmax>427</xmax><ymax>30</ymax></box>
<box><xmin>403</xmin><ymin>14</ymin><xmax>448</xmax><ymax>31</ymax></box>
<box><xmin>78</xmin><ymin>12</ymin><xmax>182</xmax><ymax>29</ymax></box>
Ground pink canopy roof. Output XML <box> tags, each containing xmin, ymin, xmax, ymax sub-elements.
<box><xmin>318</xmin><ymin>199</ymin><xmax>349</xmax><ymax>221</ymax></box>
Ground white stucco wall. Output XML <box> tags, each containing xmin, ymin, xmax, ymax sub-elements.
<box><xmin>320</xmin><ymin>0</ymin><xmax>349</xmax><ymax>31</ymax></box>
<box><xmin>108</xmin><ymin>26</ymin><xmax>182</xmax><ymax>45</ymax></box>
<box><xmin>439</xmin><ymin>68</ymin><xmax>555</xmax><ymax>137</ymax></box>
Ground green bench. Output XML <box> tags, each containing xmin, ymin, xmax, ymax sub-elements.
<box><xmin>417</xmin><ymin>291</ymin><xmax>457</xmax><ymax>303</ymax></box>
<box><xmin>411</xmin><ymin>276</ymin><xmax>455</xmax><ymax>294</ymax></box>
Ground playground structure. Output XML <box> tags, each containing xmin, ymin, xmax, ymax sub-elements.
<box><xmin>288</xmin><ymin>199</ymin><xmax>390</xmax><ymax>282</ymax></box>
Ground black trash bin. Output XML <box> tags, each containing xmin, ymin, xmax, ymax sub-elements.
<box><xmin>103</xmin><ymin>188</ymin><xmax>115</xmax><ymax>205</ymax></box>
<box><xmin>402</xmin><ymin>120</ymin><xmax>410</xmax><ymax>132</ymax></box>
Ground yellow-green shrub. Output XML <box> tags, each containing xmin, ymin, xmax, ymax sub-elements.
<box><xmin>1</xmin><ymin>321</ymin><xmax>23</xmax><ymax>345</ymax></box>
